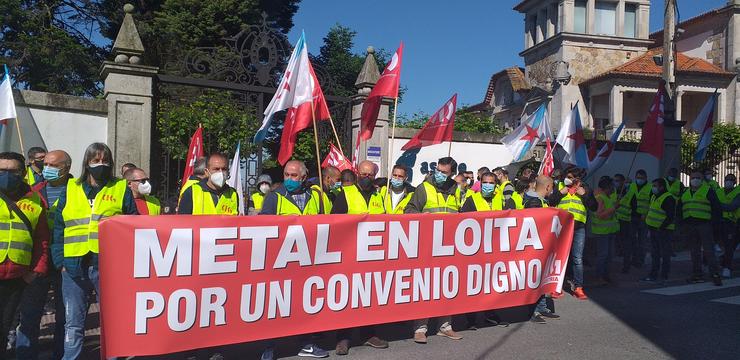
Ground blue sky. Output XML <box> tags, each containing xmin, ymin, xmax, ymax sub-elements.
<box><xmin>288</xmin><ymin>0</ymin><xmax>727</xmax><ymax>117</ymax></box>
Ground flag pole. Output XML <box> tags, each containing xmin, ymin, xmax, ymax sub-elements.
<box><xmin>385</xmin><ymin>97</ymin><xmax>400</xmax><ymax>203</ymax></box>
<box><xmin>626</xmin><ymin>143</ymin><xmax>641</xmax><ymax>178</ymax></box>
<box><xmin>14</xmin><ymin>117</ymin><xmax>25</xmax><ymax>156</ymax></box>
<box><xmin>310</xmin><ymin>101</ymin><xmax>326</xmax><ymax>214</ymax></box>
<box><xmin>327</xmin><ymin>114</ymin><xmax>345</xmax><ymax>155</ymax></box>
<box><xmin>447</xmin><ymin>140</ymin><xmax>452</xmax><ymax>157</ymax></box>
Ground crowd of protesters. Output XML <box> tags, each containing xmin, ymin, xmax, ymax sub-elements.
<box><xmin>0</xmin><ymin>144</ymin><xmax>737</xmax><ymax>359</ymax></box>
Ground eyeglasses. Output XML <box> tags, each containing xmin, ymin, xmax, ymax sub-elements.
<box><xmin>131</xmin><ymin>178</ymin><xmax>149</xmax><ymax>183</ymax></box>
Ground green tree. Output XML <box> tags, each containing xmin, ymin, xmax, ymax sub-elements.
<box><xmin>157</xmin><ymin>91</ymin><xmax>259</xmax><ymax>159</ymax></box>
<box><xmin>681</xmin><ymin>123</ymin><xmax>740</xmax><ymax>172</ymax></box>
<box><xmin>397</xmin><ymin>106</ymin><xmax>506</xmax><ymax>135</ymax></box>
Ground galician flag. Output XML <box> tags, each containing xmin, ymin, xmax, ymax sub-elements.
<box><xmin>255</xmin><ymin>31</ymin><xmax>317</xmax><ymax>144</ymax></box>
<box><xmin>555</xmin><ymin>102</ymin><xmax>589</xmax><ymax>169</ymax></box>
<box><xmin>0</xmin><ymin>65</ymin><xmax>17</xmax><ymax>137</ymax></box>
<box><xmin>226</xmin><ymin>142</ymin><xmax>245</xmax><ymax>215</ymax></box>
<box><xmin>588</xmin><ymin>121</ymin><xmax>625</xmax><ymax>174</ymax></box>
<box><xmin>691</xmin><ymin>91</ymin><xmax>718</xmax><ymax>162</ymax></box>
<box><xmin>502</xmin><ymin>102</ymin><xmax>551</xmax><ymax>162</ymax></box>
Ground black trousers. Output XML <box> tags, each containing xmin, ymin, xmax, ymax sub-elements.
<box><xmin>0</xmin><ymin>278</ymin><xmax>26</xmax><ymax>360</ymax></box>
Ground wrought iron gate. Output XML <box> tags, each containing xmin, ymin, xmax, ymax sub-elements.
<box><xmin>152</xmin><ymin>14</ymin><xmax>352</xmax><ymax>204</ymax></box>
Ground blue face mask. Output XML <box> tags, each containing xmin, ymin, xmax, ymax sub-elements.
<box><xmin>434</xmin><ymin>171</ymin><xmax>448</xmax><ymax>185</ymax></box>
<box><xmin>42</xmin><ymin>166</ymin><xmax>61</xmax><ymax>181</ymax></box>
<box><xmin>331</xmin><ymin>182</ymin><xmax>342</xmax><ymax>191</ymax></box>
<box><xmin>0</xmin><ymin>171</ymin><xmax>23</xmax><ymax>193</ymax></box>
<box><xmin>481</xmin><ymin>183</ymin><xmax>495</xmax><ymax>197</ymax></box>
<box><xmin>390</xmin><ymin>178</ymin><xmax>404</xmax><ymax>188</ymax></box>
<box><xmin>284</xmin><ymin>178</ymin><xmax>302</xmax><ymax>192</ymax></box>
<box><xmin>635</xmin><ymin>179</ymin><xmax>646</xmax><ymax>186</ymax></box>
<box><xmin>667</xmin><ymin>176</ymin><xmax>676</xmax><ymax>182</ymax></box>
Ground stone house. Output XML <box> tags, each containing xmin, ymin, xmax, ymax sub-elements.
<box><xmin>474</xmin><ymin>0</ymin><xmax>740</xmax><ymax>139</ymax></box>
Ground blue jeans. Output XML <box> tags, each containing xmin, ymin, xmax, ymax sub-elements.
<box><xmin>61</xmin><ymin>266</ymin><xmax>101</xmax><ymax>360</ymax></box>
<box><xmin>16</xmin><ymin>269</ymin><xmax>65</xmax><ymax>360</ymax></box>
<box><xmin>570</xmin><ymin>227</ymin><xmax>586</xmax><ymax>287</ymax></box>
<box><xmin>534</xmin><ymin>295</ymin><xmax>550</xmax><ymax>314</ymax></box>
<box><xmin>649</xmin><ymin>229</ymin><xmax>672</xmax><ymax>279</ymax></box>
<box><xmin>595</xmin><ymin>234</ymin><xmax>616</xmax><ymax>278</ymax></box>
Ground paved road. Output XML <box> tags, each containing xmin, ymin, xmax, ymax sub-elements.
<box><xmin>18</xmin><ymin>250</ymin><xmax>740</xmax><ymax>360</ymax></box>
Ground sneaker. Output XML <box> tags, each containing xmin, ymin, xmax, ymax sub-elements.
<box><xmin>550</xmin><ymin>291</ymin><xmax>564</xmax><ymax>299</ymax></box>
<box><xmin>721</xmin><ymin>268</ymin><xmax>731</xmax><ymax>279</ymax></box>
<box><xmin>298</xmin><ymin>344</ymin><xmax>329</xmax><ymax>358</ymax></box>
<box><xmin>572</xmin><ymin>287</ymin><xmax>588</xmax><ymax>300</ymax></box>
<box><xmin>436</xmin><ymin>327</ymin><xmax>462</xmax><ymax>340</ymax></box>
<box><xmin>363</xmin><ymin>336</ymin><xmax>388</xmax><ymax>349</ymax></box>
<box><xmin>530</xmin><ymin>314</ymin><xmax>547</xmax><ymax>324</ymax></box>
<box><xmin>335</xmin><ymin>339</ymin><xmax>350</xmax><ymax>356</ymax></box>
<box><xmin>413</xmin><ymin>331</ymin><xmax>427</xmax><ymax>344</ymax></box>
<box><xmin>540</xmin><ymin>311</ymin><xmax>560</xmax><ymax>319</ymax></box>
<box><xmin>640</xmin><ymin>276</ymin><xmax>657</xmax><ymax>282</ymax></box>
<box><xmin>712</xmin><ymin>274</ymin><xmax>723</xmax><ymax>286</ymax></box>
<box><xmin>260</xmin><ymin>347</ymin><xmax>274</xmax><ymax>360</ymax></box>
<box><xmin>209</xmin><ymin>353</ymin><xmax>224</xmax><ymax>360</ymax></box>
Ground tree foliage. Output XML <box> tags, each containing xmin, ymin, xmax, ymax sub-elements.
<box><xmin>681</xmin><ymin>123</ymin><xmax>740</xmax><ymax>172</ymax></box>
<box><xmin>397</xmin><ymin>106</ymin><xmax>506</xmax><ymax>135</ymax></box>
<box><xmin>157</xmin><ymin>91</ymin><xmax>259</xmax><ymax>159</ymax></box>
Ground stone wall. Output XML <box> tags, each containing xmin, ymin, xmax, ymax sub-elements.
<box><xmin>7</xmin><ymin>90</ymin><xmax>108</xmax><ymax>175</ymax></box>
<box><xmin>565</xmin><ymin>46</ymin><xmax>644</xmax><ymax>85</ymax></box>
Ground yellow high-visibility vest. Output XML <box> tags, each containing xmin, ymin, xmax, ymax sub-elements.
<box><xmin>557</xmin><ymin>193</ymin><xmax>587</xmax><ymax>223</ymax></box>
<box><xmin>591</xmin><ymin>193</ymin><xmax>619</xmax><ymax>234</ymax></box>
<box><xmin>718</xmin><ymin>186</ymin><xmax>740</xmax><ymax>222</ymax></box>
<box><xmin>421</xmin><ymin>182</ymin><xmax>460</xmax><ymax>213</ymax></box>
<box><xmin>681</xmin><ymin>183</ymin><xmax>711</xmax><ymax>220</ymax></box>
<box><xmin>25</xmin><ymin>167</ymin><xmax>39</xmax><ymax>186</ymax></box>
<box><xmin>635</xmin><ymin>183</ymin><xmax>652</xmax><ymax>215</ymax></box>
<box><xmin>310</xmin><ymin>184</ymin><xmax>333</xmax><ymax>214</ymax></box>
<box><xmin>62</xmin><ymin>179</ymin><xmax>127</xmax><ymax>257</ymax></box>
<box><xmin>0</xmin><ymin>194</ymin><xmax>42</xmax><ymax>266</ymax></box>
<box><xmin>380</xmin><ymin>186</ymin><xmax>413</xmax><ymax>214</ymax></box>
<box><xmin>470</xmin><ymin>191</ymin><xmax>499</xmax><ymax>211</ymax></box>
<box><xmin>251</xmin><ymin>192</ymin><xmax>266</xmax><ymax>212</ymax></box>
<box><xmin>144</xmin><ymin>195</ymin><xmax>161</xmax><ymax>216</ymax></box>
<box><xmin>646</xmin><ymin>192</ymin><xmax>676</xmax><ymax>230</ymax></box>
<box><xmin>343</xmin><ymin>185</ymin><xmax>384</xmax><ymax>214</ymax></box>
<box><xmin>190</xmin><ymin>184</ymin><xmax>238</xmax><ymax>215</ymax></box>
<box><xmin>275</xmin><ymin>190</ymin><xmax>321</xmax><ymax>215</ymax></box>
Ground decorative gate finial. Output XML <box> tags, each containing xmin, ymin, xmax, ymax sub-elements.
<box><xmin>112</xmin><ymin>4</ymin><xmax>145</xmax><ymax>65</ymax></box>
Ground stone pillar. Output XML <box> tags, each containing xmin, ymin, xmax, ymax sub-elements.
<box><xmin>536</xmin><ymin>9</ymin><xmax>546</xmax><ymax>43</ymax></box>
<box><xmin>351</xmin><ymin>47</ymin><xmax>391</xmax><ymax>177</ymax></box>
<box><xmin>662</xmin><ymin>121</ymin><xmax>685</xmax><ymax>175</ymax></box>
<box><xmin>100</xmin><ymin>4</ymin><xmax>159</xmax><ymax>174</ymax></box>
<box><xmin>586</xmin><ymin>0</ymin><xmax>596</xmax><ymax>34</ymax></box>
<box><xmin>616</xmin><ymin>0</ymin><xmax>626</xmax><ymax>37</ymax></box>
<box><xmin>675</xmin><ymin>90</ymin><xmax>684</xmax><ymax>122</ymax></box>
<box><xmin>609</xmin><ymin>85</ymin><xmax>623</xmax><ymax>129</ymax></box>
<box><xmin>637</xmin><ymin>3</ymin><xmax>651</xmax><ymax>39</ymax></box>
<box><xmin>546</xmin><ymin>4</ymin><xmax>556</xmax><ymax>38</ymax></box>
<box><xmin>525</xmin><ymin>16</ymin><xmax>533</xmax><ymax>49</ymax></box>
<box><xmin>561</xmin><ymin>0</ymin><xmax>575</xmax><ymax>33</ymax></box>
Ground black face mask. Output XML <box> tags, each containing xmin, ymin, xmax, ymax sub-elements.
<box><xmin>88</xmin><ymin>164</ymin><xmax>112</xmax><ymax>183</ymax></box>
<box><xmin>32</xmin><ymin>160</ymin><xmax>44</xmax><ymax>170</ymax></box>
<box><xmin>0</xmin><ymin>171</ymin><xmax>23</xmax><ymax>194</ymax></box>
<box><xmin>358</xmin><ymin>177</ymin><xmax>374</xmax><ymax>191</ymax></box>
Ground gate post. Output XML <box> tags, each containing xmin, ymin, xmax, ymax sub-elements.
<box><xmin>100</xmin><ymin>4</ymin><xmax>159</xmax><ymax>174</ymax></box>
<box><xmin>351</xmin><ymin>47</ymin><xmax>392</xmax><ymax>176</ymax></box>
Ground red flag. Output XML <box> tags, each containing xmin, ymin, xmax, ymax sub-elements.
<box><xmin>638</xmin><ymin>81</ymin><xmax>666</xmax><ymax>159</ymax></box>
<box><xmin>180</xmin><ymin>126</ymin><xmax>204</xmax><ymax>192</ymax></box>
<box><xmin>322</xmin><ymin>143</ymin><xmax>354</xmax><ymax>172</ymax></box>
<box><xmin>401</xmin><ymin>94</ymin><xmax>457</xmax><ymax>151</ymax></box>
<box><xmin>359</xmin><ymin>42</ymin><xmax>404</xmax><ymax>141</ymax></box>
<box><xmin>539</xmin><ymin>138</ymin><xmax>554</xmax><ymax>176</ymax></box>
<box><xmin>587</xmin><ymin>134</ymin><xmax>598</xmax><ymax>162</ymax></box>
<box><xmin>277</xmin><ymin>59</ymin><xmax>331</xmax><ymax>165</ymax></box>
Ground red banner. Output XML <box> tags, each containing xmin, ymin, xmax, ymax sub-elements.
<box><xmin>98</xmin><ymin>209</ymin><xmax>574</xmax><ymax>357</ymax></box>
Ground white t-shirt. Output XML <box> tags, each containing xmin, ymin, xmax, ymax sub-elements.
<box><xmin>391</xmin><ymin>190</ymin><xmax>405</xmax><ymax>210</ymax></box>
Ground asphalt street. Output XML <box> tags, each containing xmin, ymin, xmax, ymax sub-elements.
<box><xmin>19</xmin><ymin>249</ymin><xmax>740</xmax><ymax>360</ymax></box>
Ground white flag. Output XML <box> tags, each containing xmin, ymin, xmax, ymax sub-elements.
<box><xmin>0</xmin><ymin>66</ymin><xmax>17</xmax><ymax>121</ymax></box>
<box><xmin>226</xmin><ymin>142</ymin><xmax>245</xmax><ymax>215</ymax></box>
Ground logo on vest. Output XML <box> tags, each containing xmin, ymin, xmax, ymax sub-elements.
<box><xmin>101</xmin><ymin>194</ymin><xmax>117</xmax><ymax>202</ymax></box>
<box><xmin>18</xmin><ymin>202</ymin><xmax>36</xmax><ymax>212</ymax></box>
<box><xmin>220</xmin><ymin>204</ymin><xmax>233</xmax><ymax>213</ymax></box>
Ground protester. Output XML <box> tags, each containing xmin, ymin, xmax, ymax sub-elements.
<box><xmin>523</xmin><ymin>175</ymin><xmax>560</xmax><ymax>323</ymax></box>
<box><xmin>0</xmin><ymin>152</ymin><xmax>49</xmax><ymax>360</ymax></box>
<box><xmin>311</xmin><ymin>166</ymin><xmax>340</xmax><ymax>214</ymax></box>
<box><xmin>469</xmin><ymin>166</ymin><xmax>489</xmax><ymax>192</ymax></box>
<box><xmin>455</xmin><ymin>172</ymin><xmax>471</xmax><ymax>204</ymax></box>
<box><xmin>124</xmin><ymin>167</ymin><xmax>161</xmax><ymax>215</ymax></box>
<box><xmin>592</xmin><ymin>177</ymin><xmax>619</xmax><ymax>285</ymax></box>
<box><xmin>380</xmin><ymin>164</ymin><xmax>414</xmax><ymax>214</ymax></box>
<box><xmin>616</xmin><ymin>169</ymin><xmax>651</xmax><ymax>271</ymax></box>
<box><xmin>493</xmin><ymin>168</ymin><xmax>522</xmax><ymax>209</ymax></box>
<box><xmin>642</xmin><ymin>178</ymin><xmax>676</xmax><ymax>283</ymax></box>
<box><xmin>331</xmin><ymin>160</ymin><xmax>388</xmax><ymax>355</ymax></box>
<box><xmin>519</xmin><ymin>167</ymin><xmax>533</xmax><ymax>181</ymax></box>
<box><xmin>250</xmin><ymin>174</ymin><xmax>272</xmax><ymax>215</ymax></box>
<box><xmin>717</xmin><ymin>174</ymin><xmax>739</xmax><ymax>278</ymax></box>
<box><xmin>259</xmin><ymin>160</ymin><xmax>328</xmax><ymax>359</ymax></box>
<box><xmin>179</xmin><ymin>157</ymin><xmax>207</xmax><ymax>199</ymax></box>
<box><xmin>25</xmin><ymin>147</ymin><xmax>46</xmax><ymax>186</ymax></box>
<box><xmin>340</xmin><ymin>169</ymin><xmax>356</xmax><ymax>187</ymax></box>
<box><xmin>53</xmin><ymin>142</ymin><xmax>137</xmax><ymax>359</ymax></box>
<box><xmin>460</xmin><ymin>172</ymin><xmax>515</xmax><ymax>212</ymax></box>
<box><xmin>678</xmin><ymin>170</ymin><xmax>722</xmax><ymax>285</ymax></box>
<box><xmin>552</xmin><ymin>168</ymin><xmax>595</xmax><ymax>299</ymax></box>
<box><xmin>16</xmin><ymin>150</ymin><xmax>72</xmax><ymax>360</ymax></box>
<box><xmin>119</xmin><ymin>162</ymin><xmax>136</xmax><ymax>178</ymax></box>
<box><xmin>665</xmin><ymin>167</ymin><xmax>684</xmax><ymax>197</ymax></box>
<box><xmin>704</xmin><ymin>168</ymin><xmax>719</xmax><ymax>190</ymax></box>
<box><xmin>178</xmin><ymin>153</ymin><xmax>238</xmax><ymax>215</ymax></box>
<box><xmin>404</xmin><ymin>156</ymin><xmax>462</xmax><ymax>343</ymax></box>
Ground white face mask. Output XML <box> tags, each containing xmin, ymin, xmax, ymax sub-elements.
<box><xmin>259</xmin><ymin>184</ymin><xmax>270</xmax><ymax>194</ymax></box>
<box><xmin>137</xmin><ymin>181</ymin><xmax>152</xmax><ymax>196</ymax></box>
<box><xmin>210</xmin><ymin>171</ymin><xmax>225</xmax><ymax>188</ymax></box>
<box><xmin>563</xmin><ymin>178</ymin><xmax>573</xmax><ymax>187</ymax></box>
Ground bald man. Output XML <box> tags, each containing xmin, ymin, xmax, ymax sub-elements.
<box><xmin>124</xmin><ymin>168</ymin><xmax>161</xmax><ymax>216</ymax></box>
<box><xmin>18</xmin><ymin>149</ymin><xmax>72</xmax><ymax>358</ymax></box>
<box><xmin>310</xmin><ymin>165</ymin><xmax>341</xmax><ymax>214</ymax></box>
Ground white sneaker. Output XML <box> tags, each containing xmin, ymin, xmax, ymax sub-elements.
<box><xmin>721</xmin><ymin>268</ymin><xmax>731</xmax><ymax>279</ymax></box>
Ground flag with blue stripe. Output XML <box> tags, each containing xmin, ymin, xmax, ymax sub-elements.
<box><xmin>502</xmin><ymin>102</ymin><xmax>550</xmax><ymax>162</ymax></box>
